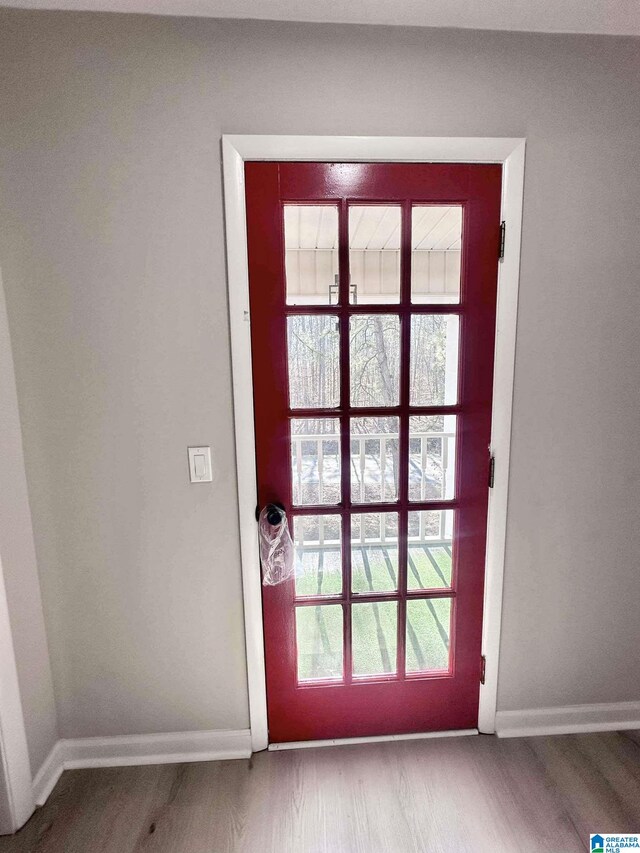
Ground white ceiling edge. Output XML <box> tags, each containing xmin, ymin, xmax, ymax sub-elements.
<box><xmin>2</xmin><ymin>0</ymin><xmax>640</xmax><ymax>36</ymax></box>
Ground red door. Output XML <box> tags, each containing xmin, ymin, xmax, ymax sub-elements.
<box><xmin>246</xmin><ymin>162</ymin><xmax>502</xmax><ymax>743</ymax></box>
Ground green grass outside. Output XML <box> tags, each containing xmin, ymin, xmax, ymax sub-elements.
<box><xmin>295</xmin><ymin>544</ymin><xmax>452</xmax><ymax>680</ymax></box>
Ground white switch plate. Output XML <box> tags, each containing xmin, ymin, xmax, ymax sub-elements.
<box><xmin>188</xmin><ymin>446</ymin><xmax>212</xmax><ymax>483</ymax></box>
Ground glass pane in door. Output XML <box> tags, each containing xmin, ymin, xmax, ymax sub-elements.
<box><xmin>408</xmin><ymin>416</ymin><xmax>457</xmax><ymax>501</ymax></box>
<box><xmin>409</xmin><ymin>314</ymin><xmax>459</xmax><ymax>406</ymax></box>
<box><xmin>290</xmin><ymin>418</ymin><xmax>341</xmax><ymax>506</ymax></box>
<box><xmin>406</xmin><ymin>598</ymin><xmax>452</xmax><ymax>673</ymax></box>
<box><xmin>407</xmin><ymin>510</ymin><xmax>454</xmax><ymax>590</ymax></box>
<box><xmin>350</xmin><ymin>314</ymin><xmax>400</xmax><ymax>407</ymax></box>
<box><xmin>349</xmin><ymin>206</ymin><xmax>401</xmax><ymax>304</ymax></box>
<box><xmin>351</xmin><ymin>512</ymin><xmax>399</xmax><ymax>593</ymax></box>
<box><xmin>411</xmin><ymin>206</ymin><xmax>462</xmax><ymax>304</ymax></box>
<box><xmin>285</xmin><ymin>205</ymin><xmax>339</xmax><ymax>305</ymax></box>
<box><xmin>294</xmin><ymin>515</ymin><xmax>342</xmax><ymax>597</ymax></box>
<box><xmin>351</xmin><ymin>417</ymin><xmax>400</xmax><ymax>503</ymax></box>
<box><xmin>287</xmin><ymin>315</ymin><xmax>340</xmax><ymax>409</ymax></box>
<box><xmin>296</xmin><ymin>605</ymin><xmax>343</xmax><ymax>681</ymax></box>
<box><xmin>352</xmin><ymin>601</ymin><xmax>398</xmax><ymax>677</ymax></box>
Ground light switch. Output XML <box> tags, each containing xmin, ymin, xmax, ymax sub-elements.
<box><xmin>188</xmin><ymin>446</ymin><xmax>212</xmax><ymax>483</ymax></box>
<box><xmin>194</xmin><ymin>454</ymin><xmax>206</xmax><ymax>478</ymax></box>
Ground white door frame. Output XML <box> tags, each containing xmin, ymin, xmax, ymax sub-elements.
<box><xmin>0</xmin><ymin>559</ymin><xmax>34</xmax><ymax>833</ymax></box>
<box><xmin>0</xmin><ymin>267</ymin><xmax>36</xmax><ymax>833</ymax></box>
<box><xmin>222</xmin><ymin>135</ymin><xmax>526</xmax><ymax>751</ymax></box>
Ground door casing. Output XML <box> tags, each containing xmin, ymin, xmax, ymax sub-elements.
<box><xmin>0</xmin><ymin>559</ymin><xmax>34</xmax><ymax>833</ymax></box>
<box><xmin>222</xmin><ymin>135</ymin><xmax>526</xmax><ymax>752</ymax></box>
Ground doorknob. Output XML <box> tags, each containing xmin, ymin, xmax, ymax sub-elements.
<box><xmin>256</xmin><ymin>502</ymin><xmax>286</xmax><ymax>525</ymax></box>
<box><xmin>257</xmin><ymin>502</ymin><xmax>295</xmax><ymax>586</ymax></box>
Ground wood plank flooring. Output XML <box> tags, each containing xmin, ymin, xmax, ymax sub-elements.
<box><xmin>1</xmin><ymin>730</ymin><xmax>639</xmax><ymax>852</ymax></box>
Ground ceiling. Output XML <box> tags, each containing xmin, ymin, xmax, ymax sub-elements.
<box><xmin>2</xmin><ymin>0</ymin><xmax>640</xmax><ymax>35</ymax></box>
<box><xmin>285</xmin><ymin>205</ymin><xmax>462</xmax><ymax>252</ymax></box>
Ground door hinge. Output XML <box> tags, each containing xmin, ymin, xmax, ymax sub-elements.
<box><xmin>480</xmin><ymin>655</ymin><xmax>487</xmax><ymax>685</ymax></box>
<box><xmin>499</xmin><ymin>221</ymin><xmax>506</xmax><ymax>260</ymax></box>
<box><xmin>488</xmin><ymin>454</ymin><xmax>495</xmax><ymax>489</ymax></box>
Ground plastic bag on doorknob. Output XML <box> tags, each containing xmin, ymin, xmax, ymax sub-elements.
<box><xmin>258</xmin><ymin>505</ymin><xmax>298</xmax><ymax>586</ymax></box>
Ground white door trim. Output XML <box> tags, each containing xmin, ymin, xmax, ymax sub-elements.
<box><xmin>0</xmin><ymin>267</ymin><xmax>36</xmax><ymax>834</ymax></box>
<box><xmin>222</xmin><ymin>135</ymin><xmax>526</xmax><ymax>750</ymax></box>
<box><xmin>0</xmin><ymin>560</ymin><xmax>34</xmax><ymax>833</ymax></box>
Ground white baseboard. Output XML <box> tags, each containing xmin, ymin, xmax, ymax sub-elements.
<box><xmin>32</xmin><ymin>728</ymin><xmax>251</xmax><ymax>807</ymax></box>
<box><xmin>31</xmin><ymin>740</ymin><xmax>65</xmax><ymax>808</ymax></box>
<box><xmin>31</xmin><ymin>706</ymin><xmax>640</xmax><ymax>807</ymax></box>
<box><xmin>496</xmin><ymin>701</ymin><xmax>640</xmax><ymax>738</ymax></box>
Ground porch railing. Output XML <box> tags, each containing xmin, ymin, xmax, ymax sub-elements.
<box><xmin>291</xmin><ymin>431</ymin><xmax>454</xmax><ymax>548</ymax></box>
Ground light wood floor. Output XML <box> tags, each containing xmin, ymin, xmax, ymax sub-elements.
<box><xmin>2</xmin><ymin>730</ymin><xmax>639</xmax><ymax>852</ymax></box>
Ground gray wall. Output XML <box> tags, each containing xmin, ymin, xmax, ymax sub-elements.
<box><xmin>0</xmin><ymin>10</ymin><xmax>639</xmax><ymax>743</ymax></box>
<box><xmin>0</xmin><ymin>268</ymin><xmax>58</xmax><ymax>774</ymax></box>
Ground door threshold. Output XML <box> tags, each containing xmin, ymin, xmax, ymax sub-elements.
<box><xmin>268</xmin><ymin>729</ymin><xmax>478</xmax><ymax>751</ymax></box>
